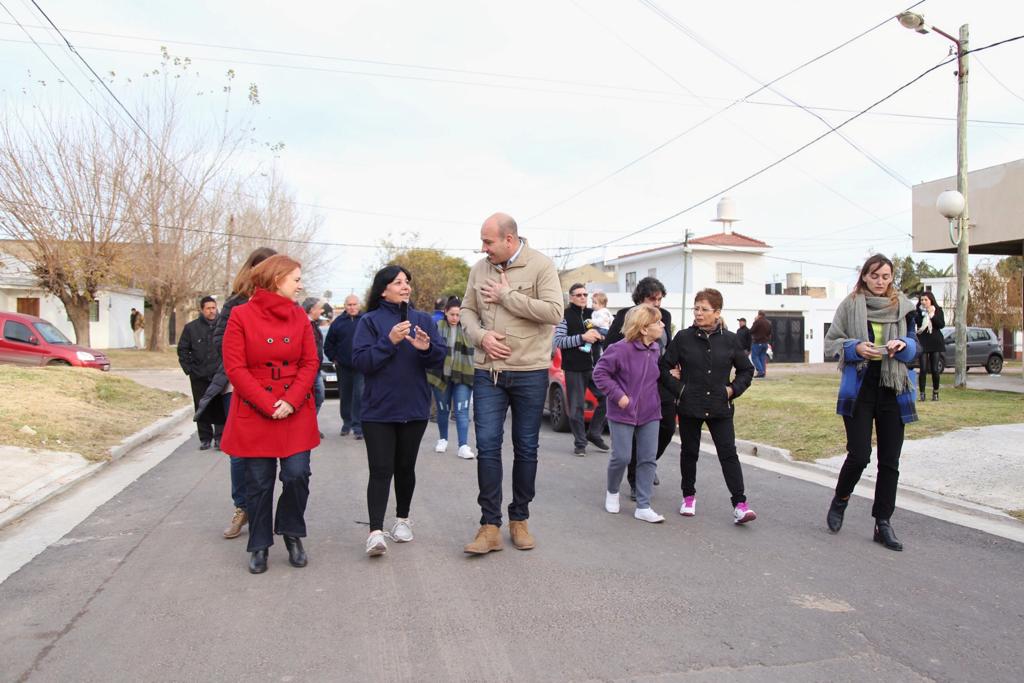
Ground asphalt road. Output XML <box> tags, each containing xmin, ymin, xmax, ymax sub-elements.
<box><xmin>1</xmin><ymin>399</ymin><xmax>1022</xmax><ymax>682</ymax></box>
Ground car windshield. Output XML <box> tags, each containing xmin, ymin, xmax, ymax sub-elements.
<box><xmin>35</xmin><ymin>321</ymin><xmax>73</xmax><ymax>344</ymax></box>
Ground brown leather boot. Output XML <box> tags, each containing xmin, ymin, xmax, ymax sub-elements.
<box><xmin>463</xmin><ymin>524</ymin><xmax>503</xmax><ymax>554</ymax></box>
<box><xmin>509</xmin><ymin>520</ymin><xmax>535</xmax><ymax>550</ymax></box>
<box><xmin>223</xmin><ymin>507</ymin><xmax>248</xmax><ymax>539</ymax></box>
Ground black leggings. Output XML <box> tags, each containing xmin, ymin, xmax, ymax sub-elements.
<box><xmin>363</xmin><ymin>420</ymin><xmax>428</xmax><ymax>531</ymax></box>
<box><xmin>919</xmin><ymin>351</ymin><xmax>942</xmax><ymax>393</ymax></box>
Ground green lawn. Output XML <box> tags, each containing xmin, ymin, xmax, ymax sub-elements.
<box><xmin>105</xmin><ymin>348</ymin><xmax>181</xmax><ymax>370</ymax></box>
<box><xmin>734</xmin><ymin>374</ymin><xmax>1024</xmax><ymax>462</ymax></box>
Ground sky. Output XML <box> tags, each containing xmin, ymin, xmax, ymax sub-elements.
<box><xmin>2</xmin><ymin>0</ymin><xmax>1023</xmax><ymax>298</ymax></box>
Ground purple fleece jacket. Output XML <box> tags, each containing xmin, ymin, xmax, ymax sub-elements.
<box><xmin>593</xmin><ymin>339</ymin><xmax>662</xmax><ymax>426</ymax></box>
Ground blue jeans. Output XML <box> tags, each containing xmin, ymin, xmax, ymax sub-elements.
<box><xmin>339</xmin><ymin>366</ymin><xmax>363</xmax><ymax>435</ymax></box>
<box><xmin>244</xmin><ymin>451</ymin><xmax>312</xmax><ymax>552</ymax></box>
<box><xmin>224</xmin><ymin>392</ymin><xmax>246</xmax><ymax>510</ymax></box>
<box><xmin>313</xmin><ymin>373</ymin><xmax>325</xmax><ymax>413</ymax></box>
<box><xmin>473</xmin><ymin>368</ymin><xmax>547</xmax><ymax>527</ymax></box>
<box><xmin>433</xmin><ymin>382</ymin><xmax>472</xmax><ymax>446</ymax></box>
<box><xmin>751</xmin><ymin>343</ymin><xmax>768</xmax><ymax>376</ymax></box>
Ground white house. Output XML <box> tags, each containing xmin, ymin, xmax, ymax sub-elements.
<box><xmin>604</xmin><ymin>230</ymin><xmax>848</xmax><ymax>363</ymax></box>
<box><xmin>0</xmin><ymin>253</ymin><xmax>144</xmax><ymax>349</ymax></box>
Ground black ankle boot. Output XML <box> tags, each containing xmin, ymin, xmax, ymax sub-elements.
<box><xmin>827</xmin><ymin>496</ymin><xmax>848</xmax><ymax>533</ymax></box>
<box><xmin>932</xmin><ymin>390</ymin><xmax>939</xmax><ymax>401</ymax></box>
<box><xmin>249</xmin><ymin>548</ymin><xmax>268</xmax><ymax>574</ymax></box>
<box><xmin>873</xmin><ymin>519</ymin><xmax>903</xmax><ymax>551</ymax></box>
<box><xmin>283</xmin><ymin>535</ymin><xmax>307</xmax><ymax>568</ymax></box>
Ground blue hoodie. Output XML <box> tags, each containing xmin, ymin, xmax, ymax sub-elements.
<box><xmin>351</xmin><ymin>301</ymin><xmax>447</xmax><ymax>422</ymax></box>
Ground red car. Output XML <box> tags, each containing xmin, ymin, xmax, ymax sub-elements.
<box><xmin>546</xmin><ymin>347</ymin><xmax>597</xmax><ymax>432</ymax></box>
<box><xmin>0</xmin><ymin>311</ymin><xmax>111</xmax><ymax>371</ymax></box>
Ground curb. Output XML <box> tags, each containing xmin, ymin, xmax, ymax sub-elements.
<box><xmin>699</xmin><ymin>432</ymin><xmax>1024</xmax><ymax>541</ymax></box>
<box><xmin>0</xmin><ymin>406</ymin><xmax>193</xmax><ymax>530</ymax></box>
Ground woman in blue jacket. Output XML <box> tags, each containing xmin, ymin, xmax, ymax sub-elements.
<box><xmin>824</xmin><ymin>254</ymin><xmax>918</xmax><ymax>551</ymax></box>
<box><xmin>352</xmin><ymin>265</ymin><xmax>446</xmax><ymax>558</ymax></box>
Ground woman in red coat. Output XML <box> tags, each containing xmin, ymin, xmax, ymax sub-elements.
<box><xmin>220</xmin><ymin>254</ymin><xmax>320</xmax><ymax>574</ymax></box>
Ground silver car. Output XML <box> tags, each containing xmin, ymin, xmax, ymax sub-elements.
<box><xmin>916</xmin><ymin>326</ymin><xmax>1004</xmax><ymax>374</ymax></box>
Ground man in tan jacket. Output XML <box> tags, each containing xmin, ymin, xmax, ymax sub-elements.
<box><xmin>460</xmin><ymin>212</ymin><xmax>562</xmax><ymax>555</ymax></box>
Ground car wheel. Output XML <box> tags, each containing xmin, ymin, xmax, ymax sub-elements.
<box><xmin>548</xmin><ymin>385</ymin><xmax>570</xmax><ymax>432</ymax></box>
<box><xmin>46</xmin><ymin>359</ymin><xmax>71</xmax><ymax>366</ymax></box>
<box><xmin>985</xmin><ymin>355</ymin><xmax>1003</xmax><ymax>374</ymax></box>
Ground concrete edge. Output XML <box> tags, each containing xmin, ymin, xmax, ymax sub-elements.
<box><xmin>0</xmin><ymin>406</ymin><xmax>193</xmax><ymax>530</ymax></box>
<box><xmin>697</xmin><ymin>432</ymin><xmax>1024</xmax><ymax>544</ymax></box>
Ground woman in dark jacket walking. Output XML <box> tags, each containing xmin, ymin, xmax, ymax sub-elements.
<box><xmin>221</xmin><ymin>254</ymin><xmax>320</xmax><ymax>574</ymax></box>
<box><xmin>824</xmin><ymin>255</ymin><xmax>918</xmax><ymax>551</ymax></box>
<box><xmin>660</xmin><ymin>288</ymin><xmax>756</xmax><ymax>524</ymax></box>
<box><xmin>915</xmin><ymin>291</ymin><xmax>945</xmax><ymax>401</ymax></box>
<box><xmin>194</xmin><ymin>246</ymin><xmax>277</xmax><ymax>540</ymax></box>
<box><xmin>352</xmin><ymin>265</ymin><xmax>446</xmax><ymax>558</ymax></box>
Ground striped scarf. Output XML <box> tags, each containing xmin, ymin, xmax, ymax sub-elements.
<box><xmin>427</xmin><ymin>320</ymin><xmax>475</xmax><ymax>389</ymax></box>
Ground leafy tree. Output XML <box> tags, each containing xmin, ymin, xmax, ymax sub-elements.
<box><xmin>368</xmin><ymin>234</ymin><xmax>470</xmax><ymax>312</ymax></box>
<box><xmin>968</xmin><ymin>261</ymin><xmax>1019</xmax><ymax>331</ymax></box>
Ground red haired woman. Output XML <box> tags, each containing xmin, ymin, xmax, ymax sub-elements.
<box><xmin>221</xmin><ymin>254</ymin><xmax>320</xmax><ymax>573</ymax></box>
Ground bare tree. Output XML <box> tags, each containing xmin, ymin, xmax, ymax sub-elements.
<box><xmin>0</xmin><ymin>108</ymin><xmax>139</xmax><ymax>345</ymax></box>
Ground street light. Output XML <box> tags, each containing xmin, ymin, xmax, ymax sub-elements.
<box><xmin>897</xmin><ymin>11</ymin><xmax>971</xmax><ymax>389</ymax></box>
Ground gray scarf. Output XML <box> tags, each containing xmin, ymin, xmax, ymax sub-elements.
<box><xmin>825</xmin><ymin>292</ymin><xmax>915</xmax><ymax>394</ymax></box>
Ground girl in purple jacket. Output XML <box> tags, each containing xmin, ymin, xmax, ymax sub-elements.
<box><xmin>593</xmin><ymin>304</ymin><xmax>666</xmax><ymax>523</ymax></box>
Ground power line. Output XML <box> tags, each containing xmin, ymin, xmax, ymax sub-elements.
<box><xmin>975</xmin><ymin>55</ymin><xmax>1024</xmax><ymax>105</ymax></box>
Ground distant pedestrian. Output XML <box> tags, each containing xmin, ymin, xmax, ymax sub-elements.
<box><xmin>221</xmin><ymin>254</ymin><xmax>320</xmax><ymax>574</ymax></box>
<box><xmin>916</xmin><ymin>291</ymin><xmax>945</xmax><ymax>401</ymax></box>
<box><xmin>194</xmin><ymin>246</ymin><xmax>277</xmax><ymax>541</ymax></box>
<box><xmin>302</xmin><ymin>297</ymin><xmax>327</xmax><ymax>419</ymax></box>
<box><xmin>824</xmin><ymin>254</ymin><xmax>917</xmax><ymax>552</ymax></box>
<box><xmin>461</xmin><ymin>212</ymin><xmax>563</xmax><ymax>555</ymax></box>
<box><xmin>553</xmin><ymin>282</ymin><xmax>608</xmax><ymax>456</ymax></box>
<box><xmin>130</xmin><ymin>307</ymin><xmax>145</xmax><ymax>349</ymax></box>
<box><xmin>177</xmin><ymin>296</ymin><xmax>223</xmax><ymax>450</ymax></box>
<box><xmin>749</xmin><ymin>310</ymin><xmax>772</xmax><ymax>378</ymax></box>
<box><xmin>661</xmin><ymin>288</ymin><xmax>756</xmax><ymax>524</ymax></box>
<box><xmin>604</xmin><ymin>276</ymin><xmax>675</xmax><ymax>499</ymax></box>
<box><xmin>735</xmin><ymin>317</ymin><xmax>752</xmax><ymax>355</ymax></box>
<box><xmin>593</xmin><ymin>304</ymin><xmax>666</xmax><ymax>523</ymax></box>
<box><xmin>324</xmin><ymin>295</ymin><xmax>365</xmax><ymax>439</ymax></box>
<box><xmin>427</xmin><ymin>297</ymin><xmax>476</xmax><ymax>459</ymax></box>
<box><xmin>432</xmin><ymin>297</ymin><xmax>446</xmax><ymax>324</ymax></box>
<box><xmin>352</xmin><ymin>265</ymin><xmax>446</xmax><ymax>558</ymax></box>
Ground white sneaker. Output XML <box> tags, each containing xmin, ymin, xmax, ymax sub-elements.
<box><xmin>680</xmin><ymin>496</ymin><xmax>696</xmax><ymax>516</ymax></box>
<box><xmin>390</xmin><ymin>518</ymin><xmax>414</xmax><ymax>542</ymax></box>
<box><xmin>605</xmin><ymin>491</ymin><xmax>620</xmax><ymax>514</ymax></box>
<box><xmin>365</xmin><ymin>530</ymin><xmax>387</xmax><ymax>556</ymax></box>
<box><xmin>457</xmin><ymin>444</ymin><xmax>475</xmax><ymax>459</ymax></box>
<box><xmin>634</xmin><ymin>507</ymin><xmax>665</xmax><ymax>523</ymax></box>
<box><xmin>434</xmin><ymin>438</ymin><xmax>448</xmax><ymax>453</ymax></box>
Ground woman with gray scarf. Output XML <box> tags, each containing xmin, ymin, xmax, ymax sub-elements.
<box><xmin>824</xmin><ymin>255</ymin><xmax>918</xmax><ymax>551</ymax></box>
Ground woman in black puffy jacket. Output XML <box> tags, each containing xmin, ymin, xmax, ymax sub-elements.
<box><xmin>660</xmin><ymin>288</ymin><xmax>755</xmax><ymax>525</ymax></box>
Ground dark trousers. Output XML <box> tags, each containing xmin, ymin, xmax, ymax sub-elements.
<box><xmin>627</xmin><ymin>401</ymin><xmax>676</xmax><ymax>488</ymax></box>
<box><xmin>836</xmin><ymin>368</ymin><xmax>904</xmax><ymax>520</ymax></box>
<box><xmin>678</xmin><ymin>415</ymin><xmax>746</xmax><ymax>506</ymax></box>
<box><xmin>223</xmin><ymin>393</ymin><xmax>246</xmax><ymax>510</ymax></box>
<box><xmin>565</xmin><ymin>369</ymin><xmax>607</xmax><ymax>449</ymax></box>
<box><xmin>188</xmin><ymin>375</ymin><xmax>223</xmax><ymax>444</ymax></box>
<box><xmin>339</xmin><ymin>367</ymin><xmax>364</xmax><ymax>435</ymax></box>
<box><xmin>919</xmin><ymin>351</ymin><xmax>942</xmax><ymax>393</ymax></box>
<box><xmin>243</xmin><ymin>451</ymin><xmax>311</xmax><ymax>552</ymax></box>
<box><xmin>363</xmin><ymin>420</ymin><xmax>427</xmax><ymax>531</ymax></box>
<box><xmin>473</xmin><ymin>368</ymin><xmax>547</xmax><ymax>527</ymax></box>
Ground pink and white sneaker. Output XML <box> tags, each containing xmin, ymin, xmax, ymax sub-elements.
<box><xmin>679</xmin><ymin>496</ymin><xmax>696</xmax><ymax>517</ymax></box>
<box><xmin>733</xmin><ymin>502</ymin><xmax>756</xmax><ymax>524</ymax></box>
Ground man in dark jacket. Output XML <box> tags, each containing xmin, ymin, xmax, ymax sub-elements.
<box><xmin>604</xmin><ymin>277</ymin><xmax>674</xmax><ymax>497</ymax></box>
<box><xmin>735</xmin><ymin>317</ymin><xmax>752</xmax><ymax>354</ymax></box>
<box><xmin>324</xmin><ymin>294</ymin><xmax>364</xmax><ymax>438</ymax></box>
<box><xmin>178</xmin><ymin>296</ymin><xmax>222</xmax><ymax>450</ymax></box>
<box><xmin>553</xmin><ymin>283</ymin><xmax>608</xmax><ymax>456</ymax></box>
<box><xmin>749</xmin><ymin>310</ymin><xmax>772</xmax><ymax>378</ymax></box>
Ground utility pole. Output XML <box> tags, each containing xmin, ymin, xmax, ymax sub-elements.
<box><xmin>953</xmin><ymin>24</ymin><xmax>970</xmax><ymax>388</ymax></box>
<box><xmin>680</xmin><ymin>229</ymin><xmax>692</xmax><ymax>330</ymax></box>
<box><xmin>225</xmin><ymin>214</ymin><xmax>234</xmax><ymax>300</ymax></box>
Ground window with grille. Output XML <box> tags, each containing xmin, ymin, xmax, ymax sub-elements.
<box><xmin>625</xmin><ymin>271</ymin><xmax>637</xmax><ymax>290</ymax></box>
<box><xmin>715</xmin><ymin>262</ymin><xmax>743</xmax><ymax>284</ymax></box>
